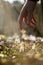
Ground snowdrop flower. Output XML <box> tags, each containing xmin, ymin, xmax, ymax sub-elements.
<box><xmin>40</xmin><ymin>38</ymin><xmax>43</xmax><ymax>42</ymax></box>
<box><xmin>12</xmin><ymin>56</ymin><xmax>16</xmax><ymax>59</ymax></box>
<box><xmin>7</xmin><ymin>37</ymin><xmax>13</xmax><ymax>43</ymax></box>
<box><xmin>13</xmin><ymin>33</ymin><xmax>21</xmax><ymax>43</ymax></box>
<box><xmin>29</xmin><ymin>35</ymin><xmax>36</xmax><ymax>41</ymax></box>
<box><xmin>22</xmin><ymin>34</ymin><xmax>29</xmax><ymax>40</ymax></box>
<box><xmin>15</xmin><ymin>38</ymin><xmax>20</xmax><ymax>44</ymax></box>
<box><xmin>0</xmin><ymin>54</ymin><xmax>5</xmax><ymax>57</ymax></box>
<box><xmin>36</xmin><ymin>37</ymin><xmax>43</xmax><ymax>42</ymax></box>
<box><xmin>0</xmin><ymin>41</ymin><xmax>4</xmax><ymax>45</ymax></box>
<box><xmin>32</xmin><ymin>44</ymin><xmax>36</xmax><ymax>50</ymax></box>
<box><xmin>19</xmin><ymin>42</ymin><xmax>24</xmax><ymax>52</ymax></box>
<box><xmin>19</xmin><ymin>46</ymin><xmax>24</xmax><ymax>52</ymax></box>
<box><xmin>13</xmin><ymin>33</ymin><xmax>20</xmax><ymax>39</ymax></box>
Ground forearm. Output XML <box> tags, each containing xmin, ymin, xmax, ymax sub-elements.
<box><xmin>20</xmin><ymin>6</ymin><xmax>25</xmax><ymax>29</ymax></box>
<box><xmin>18</xmin><ymin>2</ymin><xmax>27</xmax><ymax>30</ymax></box>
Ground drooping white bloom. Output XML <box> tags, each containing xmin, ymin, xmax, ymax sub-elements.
<box><xmin>29</xmin><ymin>35</ymin><xmax>36</xmax><ymax>41</ymax></box>
<box><xmin>12</xmin><ymin>56</ymin><xmax>16</xmax><ymax>59</ymax></box>
<box><xmin>32</xmin><ymin>44</ymin><xmax>36</xmax><ymax>50</ymax></box>
<box><xmin>15</xmin><ymin>38</ymin><xmax>20</xmax><ymax>43</ymax></box>
<box><xmin>13</xmin><ymin>33</ymin><xmax>21</xmax><ymax>44</ymax></box>
<box><xmin>0</xmin><ymin>54</ymin><xmax>5</xmax><ymax>57</ymax></box>
<box><xmin>22</xmin><ymin>34</ymin><xmax>29</xmax><ymax>40</ymax></box>
<box><xmin>37</xmin><ymin>37</ymin><xmax>43</xmax><ymax>42</ymax></box>
<box><xmin>7</xmin><ymin>37</ymin><xmax>13</xmax><ymax>43</ymax></box>
<box><xmin>0</xmin><ymin>41</ymin><xmax>4</xmax><ymax>45</ymax></box>
<box><xmin>19</xmin><ymin>42</ymin><xmax>24</xmax><ymax>52</ymax></box>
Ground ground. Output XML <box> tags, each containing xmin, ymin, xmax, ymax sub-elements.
<box><xmin>0</xmin><ymin>34</ymin><xmax>43</xmax><ymax>65</ymax></box>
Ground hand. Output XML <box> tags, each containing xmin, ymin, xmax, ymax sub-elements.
<box><xmin>21</xmin><ymin>29</ymin><xmax>26</xmax><ymax>34</ymax></box>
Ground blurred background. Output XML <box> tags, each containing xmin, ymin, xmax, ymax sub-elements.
<box><xmin>0</xmin><ymin>1</ymin><xmax>43</xmax><ymax>65</ymax></box>
<box><xmin>0</xmin><ymin>0</ymin><xmax>43</xmax><ymax>36</ymax></box>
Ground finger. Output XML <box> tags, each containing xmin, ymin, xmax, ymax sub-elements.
<box><xmin>32</xmin><ymin>17</ymin><xmax>36</xmax><ymax>24</ymax></box>
<box><xmin>29</xmin><ymin>21</ymin><xmax>36</xmax><ymax>28</ymax></box>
